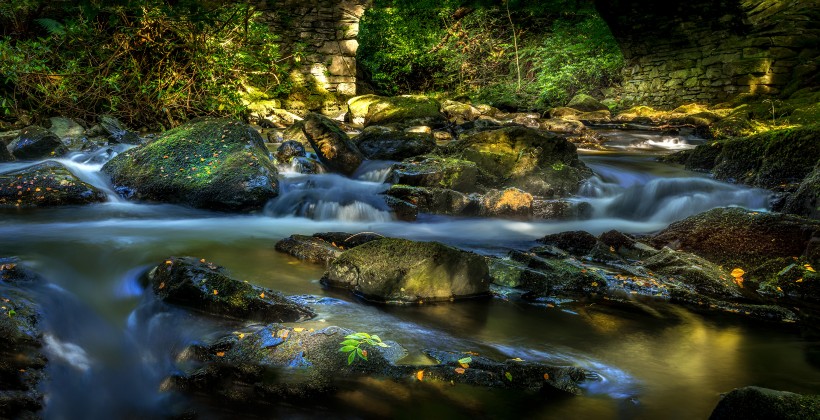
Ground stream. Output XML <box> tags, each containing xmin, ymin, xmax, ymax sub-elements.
<box><xmin>2</xmin><ymin>128</ymin><xmax>819</xmax><ymax>419</ymax></box>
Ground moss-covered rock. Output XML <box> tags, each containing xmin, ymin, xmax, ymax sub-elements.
<box><xmin>301</xmin><ymin>113</ymin><xmax>363</xmax><ymax>176</ymax></box>
<box><xmin>649</xmin><ymin>208</ymin><xmax>820</xmax><ymax>285</ymax></box>
<box><xmin>712</xmin><ymin>124</ymin><xmax>820</xmax><ymax>189</ymax></box>
<box><xmin>321</xmin><ymin>238</ymin><xmax>491</xmax><ymax>303</ymax></box>
<box><xmin>492</xmin><ymin>250</ymin><xmax>605</xmax><ymax>297</ymax></box>
<box><xmin>383</xmin><ymin>184</ymin><xmax>475</xmax><ymax>216</ymax></box>
<box><xmin>479</xmin><ymin>188</ymin><xmax>533</xmax><ymax>218</ymax></box>
<box><xmin>99</xmin><ymin>114</ymin><xmax>141</xmax><ymax>145</ymax></box>
<box><xmin>537</xmin><ymin>231</ymin><xmax>599</xmax><ymax>256</ymax></box>
<box><xmin>0</xmin><ymin>161</ymin><xmax>106</xmax><ymax>208</ymax></box>
<box><xmin>783</xmin><ymin>164</ymin><xmax>820</xmax><ymax>219</ymax></box>
<box><xmin>566</xmin><ymin>94</ymin><xmax>608</xmax><ymax>112</ymax></box>
<box><xmin>147</xmin><ymin>256</ymin><xmax>315</xmax><ymax>323</ymax></box>
<box><xmin>362</xmin><ymin>95</ymin><xmax>445</xmax><ymax>127</ymax></box>
<box><xmin>441</xmin><ymin>99</ymin><xmax>481</xmax><ymax>124</ymax></box>
<box><xmin>453</xmin><ymin>126</ymin><xmax>591</xmax><ymax>197</ymax></box>
<box><xmin>346</xmin><ymin>94</ymin><xmax>383</xmax><ymax>124</ymax></box>
<box><xmin>353</xmin><ymin>126</ymin><xmax>436</xmax><ymax>160</ymax></box>
<box><xmin>643</xmin><ymin>247</ymin><xmax>743</xmax><ymax>300</ymax></box>
<box><xmin>389</xmin><ymin>156</ymin><xmax>479</xmax><ymax>193</ymax></box>
<box><xmin>7</xmin><ymin>125</ymin><xmax>67</xmax><ymax>160</ymax></box>
<box><xmin>274</xmin><ymin>234</ymin><xmax>343</xmax><ymax>266</ymax></box>
<box><xmin>102</xmin><ymin>118</ymin><xmax>278</xmax><ymax>211</ymax></box>
<box><xmin>274</xmin><ymin>140</ymin><xmax>306</xmax><ymax>164</ymax></box>
<box><xmin>710</xmin><ymin>386</ymin><xmax>820</xmax><ymax>420</ymax></box>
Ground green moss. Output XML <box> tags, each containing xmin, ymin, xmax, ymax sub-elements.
<box><xmin>364</xmin><ymin>95</ymin><xmax>444</xmax><ymax>126</ymax></box>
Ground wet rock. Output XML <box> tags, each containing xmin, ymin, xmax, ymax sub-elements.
<box><xmin>566</xmin><ymin>94</ymin><xmax>608</xmax><ymax>112</ymax></box>
<box><xmin>321</xmin><ymin>238</ymin><xmax>491</xmax><ymax>303</ymax></box>
<box><xmin>147</xmin><ymin>256</ymin><xmax>315</xmax><ymax>323</ymax></box>
<box><xmin>282</xmin><ymin>120</ymin><xmax>309</xmax><ymax>144</ymax></box>
<box><xmin>99</xmin><ymin>115</ymin><xmax>141</xmax><ymax>145</ymax></box>
<box><xmin>353</xmin><ymin>126</ymin><xmax>436</xmax><ymax>160</ymax></box>
<box><xmin>0</xmin><ymin>259</ymin><xmax>47</xmax><ymax>419</ymax></box>
<box><xmin>576</xmin><ymin>110</ymin><xmax>611</xmax><ymax>123</ymax></box>
<box><xmin>102</xmin><ymin>118</ymin><xmax>279</xmax><ymax>211</ymax></box>
<box><xmin>346</xmin><ymin>94</ymin><xmax>383</xmax><ymax>125</ymax></box>
<box><xmin>532</xmin><ymin>200</ymin><xmax>593</xmax><ymax>220</ymax></box>
<box><xmin>479</xmin><ymin>188</ymin><xmax>533</xmax><ymax>218</ymax></box>
<box><xmin>274</xmin><ymin>235</ymin><xmax>343</xmax><ymax>266</ymax></box>
<box><xmin>383</xmin><ymin>195</ymin><xmax>419</xmax><ymax>221</ymax></box>
<box><xmin>301</xmin><ymin>113</ymin><xmax>364</xmax><ymax>176</ymax></box>
<box><xmin>454</xmin><ymin>126</ymin><xmax>591</xmax><ymax>197</ymax></box>
<box><xmin>650</xmin><ymin>208</ymin><xmax>820</xmax><ymax>284</ymax></box>
<box><xmin>389</xmin><ymin>156</ymin><xmax>479</xmax><ymax>193</ymax></box>
<box><xmin>7</xmin><ymin>126</ymin><xmax>67</xmax><ymax>159</ymax></box>
<box><xmin>441</xmin><ymin>100</ymin><xmax>481</xmax><ymax>124</ymax></box>
<box><xmin>0</xmin><ymin>161</ymin><xmax>107</xmax><ymax>208</ymax></box>
<box><xmin>598</xmin><ymin>230</ymin><xmax>658</xmax><ymax>260</ymax></box>
<box><xmin>311</xmin><ymin>232</ymin><xmax>385</xmax><ymax>249</ymax></box>
<box><xmin>384</xmin><ymin>184</ymin><xmax>475</xmax><ymax>216</ymax></box>
<box><xmin>782</xmin><ymin>164</ymin><xmax>820</xmax><ymax>219</ymax></box>
<box><xmin>643</xmin><ymin>248</ymin><xmax>743</xmax><ymax>300</ymax></box>
<box><xmin>0</xmin><ymin>140</ymin><xmax>14</xmax><ymax>162</ymax></box>
<box><xmin>549</xmin><ymin>107</ymin><xmax>584</xmax><ymax>118</ymax></box>
<box><xmin>274</xmin><ymin>140</ymin><xmax>306</xmax><ymax>164</ymax></box>
<box><xmin>537</xmin><ymin>231</ymin><xmax>599</xmax><ymax>256</ymax></box>
<box><xmin>710</xmin><ymin>386</ymin><xmax>820</xmax><ymax>420</ymax></box>
<box><xmin>354</xmin><ymin>95</ymin><xmax>445</xmax><ymax>128</ymax></box>
<box><xmin>47</xmin><ymin>117</ymin><xmax>85</xmax><ymax>143</ymax></box>
<box><xmin>538</xmin><ymin>118</ymin><xmax>587</xmax><ymax>134</ymax></box>
<box><xmin>490</xmin><ymin>251</ymin><xmax>605</xmax><ymax>298</ymax></box>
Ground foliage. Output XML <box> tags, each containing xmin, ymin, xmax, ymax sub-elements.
<box><xmin>338</xmin><ymin>332</ymin><xmax>389</xmax><ymax>365</ymax></box>
<box><xmin>0</xmin><ymin>1</ymin><xmax>291</xmax><ymax>128</ymax></box>
<box><xmin>358</xmin><ymin>2</ymin><xmax>624</xmax><ymax>110</ymax></box>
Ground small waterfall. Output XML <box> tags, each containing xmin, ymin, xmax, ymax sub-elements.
<box><xmin>265</xmin><ymin>173</ymin><xmax>393</xmax><ymax>222</ymax></box>
<box><xmin>353</xmin><ymin>160</ymin><xmax>396</xmax><ymax>183</ymax></box>
<box><xmin>55</xmin><ymin>145</ymin><xmax>135</xmax><ymax>202</ymax></box>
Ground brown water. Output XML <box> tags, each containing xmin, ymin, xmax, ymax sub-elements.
<box><xmin>1</xmin><ymin>129</ymin><xmax>817</xmax><ymax>419</ymax></box>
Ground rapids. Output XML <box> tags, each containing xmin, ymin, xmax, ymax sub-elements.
<box><xmin>1</xmin><ymin>128</ymin><xmax>818</xmax><ymax>419</ymax></box>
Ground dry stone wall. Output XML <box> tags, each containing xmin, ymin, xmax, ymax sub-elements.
<box><xmin>596</xmin><ymin>0</ymin><xmax>819</xmax><ymax>107</ymax></box>
<box><xmin>254</xmin><ymin>0</ymin><xmax>371</xmax><ymax>96</ymax></box>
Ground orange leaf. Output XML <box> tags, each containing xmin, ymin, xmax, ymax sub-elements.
<box><xmin>459</xmin><ymin>362</ymin><xmax>469</xmax><ymax>369</ymax></box>
<box><xmin>454</xmin><ymin>367</ymin><xmax>465</xmax><ymax>374</ymax></box>
<box><xmin>216</xmin><ymin>351</ymin><xmax>225</xmax><ymax>357</ymax></box>
<box><xmin>543</xmin><ymin>373</ymin><xmax>550</xmax><ymax>380</ymax></box>
<box><xmin>213</xmin><ymin>289</ymin><xmax>218</xmax><ymax>295</ymax></box>
<box><xmin>200</xmin><ymin>258</ymin><xmax>206</xmax><ymax>263</ymax></box>
<box><xmin>293</xmin><ymin>327</ymin><xmax>304</xmax><ymax>332</ymax></box>
<box><xmin>259</xmin><ymin>292</ymin><xmax>265</xmax><ymax>298</ymax></box>
<box><xmin>730</xmin><ymin>268</ymin><xmax>745</xmax><ymax>278</ymax></box>
<box><xmin>165</xmin><ymin>260</ymin><xmax>173</xmax><ymax>265</ymax></box>
<box><xmin>416</xmin><ymin>370</ymin><xmax>424</xmax><ymax>381</ymax></box>
<box><xmin>158</xmin><ymin>282</ymin><xmax>165</xmax><ymax>290</ymax></box>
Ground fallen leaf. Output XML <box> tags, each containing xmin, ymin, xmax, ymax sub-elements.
<box><xmin>158</xmin><ymin>282</ymin><xmax>165</xmax><ymax>290</ymax></box>
<box><xmin>200</xmin><ymin>258</ymin><xmax>206</xmax><ymax>263</ymax></box>
<box><xmin>730</xmin><ymin>268</ymin><xmax>745</xmax><ymax>278</ymax></box>
<box><xmin>216</xmin><ymin>351</ymin><xmax>225</xmax><ymax>357</ymax></box>
<box><xmin>505</xmin><ymin>372</ymin><xmax>513</xmax><ymax>381</ymax></box>
<box><xmin>805</xmin><ymin>264</ymin><xmax>816</xmax><ymax>273</ymax></box>
<box><xmin>293</xmin><ymin>328</ymin><xmax>304</xmax><ymax>332</ymax></box>
<box><xmin>543</xmin><ymin>373</ymin><xmax>550</xmax><ymax>380</ymax></box>
<box><xmin>213</xmin><ymin>289</ymin><xmax>218</xmax><ymax>295</ymax></box>
<box><xmin>416</xmin><ymin>370</ymin><xmax>424</xmax><ymax>381</ymax></box>
<box><xmin>454</xmin><ymin>367</ymin><xmax>465</xmax><ymax>374</ymax></box>
<box><xmin>165</xmin><ymin>260</ymin><xmax>173</xmax><ymax>265</ymax></box>
<box><xmin>459</xmin><ymin>362</ymin><xmax>470</xmax><ymax>369</ymax></box>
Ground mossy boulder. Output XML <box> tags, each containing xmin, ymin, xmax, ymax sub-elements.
<box><xmin>147</xmin><ymin>256</ymin><xmax>315</xmax><ymax>323</ymax></box>
<box><xmin>783</xmin><ymin>164</ymin><xmax>820</xmax><ymax>219</ymax></box>
<box><xmin>389</xmin><ymin>156</ymin><xmax>479</xmax><ymax>193</ymax></box>
<box><xmin>321</xmin><ymin>238</ymin><xmax>491</xmax><ymax>303</ymax></box>
<box><xmin>537</xmin><ymin>231</ymin><xmax>599</xmax><ymax>256</ymax></box>
<box><xmin>566</xmin><ymin>94</ymin><xmax>608</xmax><ymax>112</ymax></box>
<box><xmin>301</xmin><ymin>113</ymin><xmax>363</xmax><ymax>176</ymax></box>
<box><xmin>99</xmin><ymin>114</ymin><xmax>141</xmax><ymax>145</ymax></box>
<box><xmin>7</xmin><ymin>125</ymin><xmax>67</xmax><ymax>160</ymax></box>
<box><xmin>349</xmin><ymin>95</ymin><xmax>445</xmax><ymax>127</ymax></box>
<box><xmin>643</xmin><ymin>248</ymin><xmax>743</xmax><ymax>300</ymax></box>
<box><xmin>0</xmin><ymin>161</ymin><xmax>106</xmax><ymax>208</ymax></box>
<box><xmin>274</xmin><ymin>140</ymin><xmax>306</xmax><ymax>164</ymax></box>
<box><xmin>479</xmin><ymin>188</ymin><xmax>533</xmax><ymax>218</ymax></box>
<box><xmin>441</xmin><ymin>100</ymin><xmax>481</xmax><ymax>124</ymax></box>
<box><xmin>353</xmin><ymin>126</ymin><xmax>436</xmax><ymax>160</ymax></box>
<box><xmin>383</xmin><ymin>184</ymin><xmax>475</xmax><ymax>216</ymax></box>
<box><xmin>102</xmin><ymin>118</ymin><xmax>278</xmax><ymax>211</ymax></box>
<box><xmin>649</xmin><ymin>208</ymin><xmax>820</xmax><ymax>284</ymax></box>
<box><xmin>710</xmin><ymin>386</ymin><xmax>820</xmax><ymax>420</ymax></box>
<box><xmin>712</xmin><ymin>125</ymin><xmax>820</xmax><ymax>189</ymax></box>
<box><xmin>274</xmin><ymin>234</ymin><xmax>343</xmax><ymax>266</ymax></box>
<box><xmin>454</xmin><ymin>126</ymin><xmax>591</xmax><ymax>197</ymax></box>
<box><xmin>491</xmin><ymin>250</ymin><xmax>605</xmax><ymax>297</ymax></box>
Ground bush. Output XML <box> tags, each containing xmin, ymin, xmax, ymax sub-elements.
<box><xmin>0</xmin><ymin>1</ymin><xmax>290</xmax><ymax>128</ymax></box>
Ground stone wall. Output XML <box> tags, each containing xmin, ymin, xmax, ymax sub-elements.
<box><xmin>254</xmin><ymin>0</ymin><xmax>371</xmax><ymax>96</ymax></box>
<box><xmin>596</xmin><ymin>0</ymin><xmax>820</xmax><ymax>107</ymax></box>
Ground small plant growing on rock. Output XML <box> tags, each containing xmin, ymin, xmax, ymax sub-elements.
<box><xmin>339</xmin><ymin>332</ymin><xmax>389</xmax><ymax>365</ymax></box>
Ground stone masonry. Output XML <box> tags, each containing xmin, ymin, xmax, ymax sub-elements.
<box><xmin>254</xmin><ymin>0</ymin><xmax>371</xmax><ymax>96</ymax></box>
<box><xmin>596</xmin><ymin>0</ymin><xmax>819</xmax><ymax>107</ymax></box>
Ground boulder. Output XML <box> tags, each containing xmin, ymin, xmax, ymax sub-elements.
<box><xmin>454</xmin><ymin>126</ymin><xmax>591</xmax><ymax>197</ymax></box>
<box><xmin>566</xmin><ymin>94</ymin><xmax>608</xmax><ymax>112</ymax></box>
<box><xmin>282</xmin><ymin>120</ymin><xmax>309</xmax><ymax>144</ymax></box>
<box><xmin>710</xmin><ymin>386</ymin><xmax>820</xmax><ymax>420</ymax></box>
<box><xmin>389</xmin><ymin>156</ymin><xmax>479</xmax><ymax>193</ymax></box>
<box><xmin>539</xmin><ymin>118</ymin><xmax>587</xmax><ymax>134</ymax></box>
<box><xmin>0</xmin><ymin>259</ymin><xmax>47</xmax><ymax>418</ymax></box>
<box><xmin>274</xmin><ymin>140</ymin><xmax>306</xmax><ymax>164</ymax></box>
<box><xmin>537</xmin><ymin>231</ymin><xmax>599</xmax><ymax>256</ymax></box>
<box><xmin>274</xmin><ymin>234</ymin><xmax>344</xmax><ymax>266</ymax></box>
<box><xmin>7</xmin><ymin>126</ymin><xmax>67</xmax><ymax>159</ymax></box>
<box><xmin>643</xmin><ymin>248</ymin><xmax>743</xmax><ymax>300</ymax></box>
<box><xmin>0</xmin><ymin>161</ymin><xmax>107</xmax><ymax>208</ymax></box>
<box><xmin>598</xmin><ymin>230</ymin><xmax>658</xmax><ymax>261</ymax></box>
<box><xmin>102</xmin><ymin>118</ymin><xmax>278</xmax><ymax>211</ymax></box>
<box><xmin>348</xmin><ymin>95</ymin><xmax>445</xmax><ymax>127</ymax></box>
<box><xmin>479</xmin><ymin>188</ymin><xmax>533</xmax><ymax>218</ymax></box>
<box><xmin>532</xmin><ymin>200</ymin><xmax>593</xmax><ymax>220</ymax></box>
<box><xmin>490</xmin><ymin>251</ymin><xmax>605</xmax><ymax>297</ymax></box>
<box><xmin>383</xmin><ymin>184</ymin><xmax>475</xmax><ymax>216</ymax></box>
<box><xmin>311</xmin><ymin>232</ymin><xmax>385</xmax><ymax>249</ymax></box>
<box><xmin>782</xmin><ymin>164</ymin><xmax>820</xmax><ymax>219</ymax></box>
<box><xmin>353</xmin><ymin>126</ymin><xmax>436</xmax><ymax>160</ymax></box>
<box><xmin>301</xmin><ymin>113</ymin><xmax>364</xmax><ymax>176</ymax></box>
<box><xmin>321</xmin><ymin>238</ymin><xmax>491</xmax><ymax>303</ymax></box>
<box><xmin>649</xmin><ymin>208</ymin><xmax>820</xmax><ymax>283</ymax></box>
<box><xmin>98</xmin><ymin>115</ymin><xmax>141</xmax><ymax>144</ymax></box>
<box><xmin>346</xmin><ymin>94</ymin><xmax>383</xmax><ymax>125</ymax></box>
<box><xmin>147</xmin><ymin>256</ymin><xmax>315</xmax><ymax>323</ymax></box>
<box><xmin>549</xmin><ymin>107</ymin><xmax>584</xmax><ymax>118</ymax></box>
<box><xmin>48</xmin><ymin>117</ymin><xmax>85</xmax><ymax>141</ymax></box>
<box><xmin>0</xmin><ymin>140</ymin><xmax>14</xmax><ymax>162</ymax></box>
<box><xmin>441</xmin><ymin>100</ymin><xmax>481</xmax><ymax>124</ymax></box>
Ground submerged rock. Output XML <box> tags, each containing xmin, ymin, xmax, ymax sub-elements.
<box><xmin>322</xmin><ymin>238</ymin><xmax>491</xmax><ymax>303</ymax></box>
<box><xmin>275</xmin><ymin>234</ymin><xmax>344</xmax><ymax>266</ymax></box>
<box><xmin>102</xmin><ymin>118</ymin><xmax>278</xmax><ymax>211</ymax></box>
<box><xmin>301</xmin><ymin>113</ymin><xmax>364</xmax><ymax>176</ymax></box>
<box><xmin>7</xmin><ymin>126</ymin><xmax>67</xmax><ymax>160</ymax></box>
<box><xmin>453</xmin><ymin>126</ymin><xmax>591</xmax><ymax>197</ymax></box>
<box><xmin>147</xmin><ymin>256</ymin><xmax>315</xmax><ymax>323</ymax></box>
<box><xmin>710</xmin><ymin>386</ymin><xmax>820</xmax><ymax>420</ymax></box>
<box><xmin>353</xmin><ymin>126</ymin><xmax>436</xmax><ymax>160</ymax></box>
<box><xmin>0</xmin><ymin>258</ymin><xmax>48</xmax><ymax>418</ymax></box>
<box><xmin>0</xmin><ymin>161</ymin><xmax>106</xmax><ymax>208</ymax></box>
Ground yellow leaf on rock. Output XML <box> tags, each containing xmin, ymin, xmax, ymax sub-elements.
<box><xmin>459</xmin><ymin>362</ymin><xmax>469</xmax><ymax>369</ymax></box>
<box><xmin>200</xmin><ymin>258</ymin><xmax>206</xmax><ymax>263</ymax></box>
<box><xmin>416</xmin><ymin>370</ymin><xmax>424</xmax><ymax>381</ymax></box>
<box><xmin>216</xmin><ymin>351</ymin><xmax>225</xmax><ymax>357</ymax></box>
<box><xmin>730</xmin><ymin>268</ymin><xmax>745</xmax><ymax>278</ymax></box>
<box><xmin>213</xmin><ymin>290</ymin><xmax>218</xmax><ymax>295</ymax></box>
<box><xmin>543</xmin><ymin>373</ymin><xmax>550</xmax><ymax>380</ymax></box>
<box><xmin>293</xmin><ymin>328</ymin><xmax>304</xmax><ymax>332</ymax></box>
<box><xmin>259</xmin><ymin>292</ymin><xmax>265</xmax><ymax>298</ymax></box>
<box><xmin>805</xmin><ymin>264</ymin><xmax>816</xmax><ymax>272</ymax></box>
<box><xmin>454</xmin><ymin>367</ymin><xmax>465</xmax><ymax>374</ymax></box>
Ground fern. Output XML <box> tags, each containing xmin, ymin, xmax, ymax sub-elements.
<box><xmin>35</xmin><ymin>18</ymin><xmax>65</xmax><ymax>36</ymax></box>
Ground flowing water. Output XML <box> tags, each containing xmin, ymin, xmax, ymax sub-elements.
<box><xmin>1</xmin><ymin>128</ymin><xmax>818</xmax><ymax>419</ymax></box>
